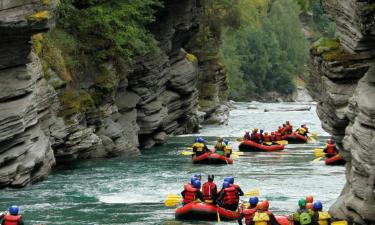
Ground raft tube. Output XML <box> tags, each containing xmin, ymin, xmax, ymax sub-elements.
<box><xmin>192</xmin><ymin>152</ymin><xmax>233</xmax><ymax>165</ymax></box>
<box><xmin>325</xmin><ymin>154</ymin><xmax>346</xmax><ymax>166</ymax></box>
<box><xmin>238</xmin><ymin>140</ymin><xmax>284</xmax><ymax>152</ymax></box>
<box><xmin>283</xmin><ymin>133</ymin><xmax>308</xmax><ymax>143</ymax></box>
<box><xmin>175</xmin><ymin>202</ymin><xmax>240</xmax><ymax>221</ymax></box>
<box><xmin>275</xmin><ymin>216</ymin><xmax>290</xmax><ymax>225</ymax></box>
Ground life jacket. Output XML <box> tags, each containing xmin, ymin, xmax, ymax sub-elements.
<box><xmin>263</xmin><ymin>134</ymin><xmax>270</xmax><ymax>142</ymax></box>
<box><xmin>325</xmin><ymin>144</ymin><xmax>336</xmax><ymax>156</ymax></box>
<box><xmin>299</xmin><ymin>211</ymin><xmax>312</xmax><ymax>225</ymax></box>
<box><xmin>224</xmin><ymin>146</ymin><xmax>232</xmax><ymax>155</ymax></box>
<box><xmin>183</xmin><ymin>184</ymin><xmax>198</xmax><ymax>204</ymax></box>
<box><xmin>275</xmin><ymin>133</ymin><xmax>281</xmax><ymax>141</ymax></box>
<box><xmin>202</xmin><ymin>182</ymin><xmax>216</xmax><ymax>203</ymax></box>
<box><xmin>285</xmin><ymin>125</ymin><xmax>293</xmax><ymax>134</ymax></box>
<box><xmin>230</xmin><ymin>184</ymin><xmax>241</xmax><ymax>201</ymax></box>
<box><xmin>243</xmin><ymin>208</ymin><xmax>257</xmax><ymax>225</ymax></box>
<box><xmin>223</xmin><ymin>186</ymin><xmax>238</xmax><ymax>205</ymax></box>
<box><xmin>297</xmin><ymin>128</ymin><xmax>307</xmax><ymax>136</ymax></box>
<box><xmin>215</xmin><ymin>142</ymin><xmax>226</xmax><ymax>151</ymax></box>
<box><xmin>193</xmin><ymin>142</ymin><xmax>205</xmax><ymax>152</ymax></box>
<box><xmin>3</xmin><ymin>215</ymin><xmax>21</xmax><ymax>225</ymax></box>
<box><xmin>252</xmin><ymin>211</ymin><xmax>270</xmax><ymax>225</ymax></box>
<box><xmin>317</xmin><ymin>211</ymin><xmax>331</xmax><ymax>225</ymax></box>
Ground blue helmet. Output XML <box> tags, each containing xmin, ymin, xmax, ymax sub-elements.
<box><xmin>223</xmin><ymin>181</ymin><xmax>230</xmax><ymax>188</ymax></box>
<box><xmin>193</xmin><ymin>180</ymin><xmax>201</xmax><ymax>188</ymax></box>
<box><xmin>196</xmin><ymin>137</ymin><xmax>205</xmax><ymax>143</ymax></box>
<box><xmin>228</xmin><ymin>176</ymin><xmax>234</xmax><ymax>184</ymax></box>
<box><xmin>313</xmin><ymin>201</ymin><xmax>323</xmax><ymax>211</ymax></box>
<box><xmin>194</xmin><ymin>173</ymin><xmax>202</xmax><ymax>180</ymax></box>
<box><xmin>224</xmin><ymin>177</ymin><xmax>230</xmax><ymax>183</ymax></box>
<box><xmin>249</xmin><ymin>197</ymin><xmax>259</xmax><ymax>205</ymax></box>
<box><xmin>260</xmin><ymin>130</ymin><xmax>264</xmax><ymax>133</ymax></box>
<box><xmin>9</xmin><ymin>205</ymin><xmax>19</xmax><ymax>215</ymax></box>
<box><xmin>190</xmin><ymin>177</ymin><xmax>197</xmax><ymax>184</ymax></box>
<box><xmin>224</xmin><ymin>139</ymin><xmax>229</xmax><ymax>145</ymax></box>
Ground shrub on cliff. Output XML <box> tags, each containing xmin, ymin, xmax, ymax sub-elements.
<box><xmin>59</xmin><ymin>0</ymin><xmax>162</xmax><ymax>62</ymax></box>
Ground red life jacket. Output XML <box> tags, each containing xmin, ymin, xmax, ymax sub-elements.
<box><xmin>275</xmin><ymin>133</ymin><xmax>281</xmax><ymax>141</ymax></box>
<box><xmin>326</xmin><ymin>144</ymin><xmax>336</xmax><ymax>155</ymax></box>
<box><xmin>202</xmin><ymin>182</ymin><xmax>216</xmax><ymax>201</ymax></box>
<box><xmin>223</xmin><ymin>186</ymin><xmax>238</xmax><ymax>205</ymax></box>
<box><xmin>183</xmin><ymin>184</ymin><xmax>198</xmax><ymax>204</ymax></box>
<box><xmin>263</xmin><ymin>134</ymin><xmax>270</xmax><ymax>142</ymax></box>
<box><xmin>3</xmin><ymin>215</ymin><xmax>21</xmax><ymax>225</ymax></box>
<box><xmin>243</xmin><ymin>208</ymin><xmax>257</xmax><ymax>225</ymax></box>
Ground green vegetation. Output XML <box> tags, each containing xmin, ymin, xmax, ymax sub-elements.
<box><xmin>218</xmin><ymin>0</ymin><xmax>309</xmax><ymax>100</ymax></box>
<box><xmin>58</xmin><ymin>89</ymin><xmax>94</xmax><ymax>118</ymax></box>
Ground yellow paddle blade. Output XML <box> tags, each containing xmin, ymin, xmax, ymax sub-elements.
<box><xmin>312</xmin><ymin>157</ymin><xmax>323</xmax><ymax>163</ymax></box>
<box><xmin>314</xmin><ymin>148</ymin><xmax>324</xmax><ymax>157</ymax></box>
<box><xmin>166</xmin><ymin>194</ymin><xmax>181</xmax><ymax>199</ymax></box>
<box><xmin>217</xmin><ymin>208</ymin><xmax>221</xmax><ymax>223</ymax></box>
<box><xmin>331</xmin><ymin>221</ymin><xmax>348</xmax><ymax>225</ymax></box>
<box><xmin>264</xmin><ymin>140</ymin><xmax>288</xmax><ymax>145</ymax></box>
<box><xmin>181</xmin><ymin>151</ymin><xmax>194</xmax><ymax>156</ymax></box>
<box><xmin>186</xmin><ymin>147</ymin><xmax>193</xmax><ymax>150</ymax></box>
<box><xmin>311</xmin><ymin>132</ymin><xmax>318</xmax><ymax>139</ymax></box>
<box><xmin>245</xmin><ymin>188</ymin><xmax>261</xmax><ymax>197</ymax></box>
<box><xmin>231</xmin><ymin>154</ymin><xmax>239</xmax><ymax>159</ymax></box>
<box><xmin>164</xmin><ymin>199</ymin><xmax>182</xmax><ymax>207</ymax></box>
<box><xmin>233</xmin><ymin>152</ymin><xmax>244</xmax><ymax>155</ymax></box>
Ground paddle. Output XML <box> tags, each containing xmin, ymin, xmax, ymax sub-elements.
<box><xmin>264</xmin><ymin>140</ymin><xmax>288</xmax><ymax>145</ymax></box>
<box><xmin>331</xmin><ymin>221</ymin><xmax>348</xmax><ymax>225</ymax></box>
<box><xmin>312</xmin><ymin>157</ymin><xmax>323</xmax><ymax>163</ymax></box>
<box><xmin>309</xmin><ymin>132</ymin><xmax>318</xmax><ymax>141</ymax></box>
<box><xmin>245</xmin><ymin>188</ymin><xmax>261</xmax><ymax>197</ymax></box>
<box><xmin>164</xmin><ymin>194</ymin><xmax>182</xmax><ymax>207</ymax></box>
<box><xmin>217</xmin><ymin>207</ymin><xmax>221</xmax><ymax>223</ymax></box>
<box><xmin>181</xmin><ymin>151</ymin><xmax>194</xmax><ymax>156</ymax></box>
<box><xmin>314</xmin><ymin>148</ymin><xmax>324</xmax><ymax>158</ymax></box>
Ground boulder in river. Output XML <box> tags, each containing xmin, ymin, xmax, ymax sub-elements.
<box><xmin>264</xmin><ymin>106</ymin><xmax>311</xmax><ymax>112</ymax></box>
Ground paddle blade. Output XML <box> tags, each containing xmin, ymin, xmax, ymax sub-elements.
<box><xmin>311</xmin><ymin>132</ymin><xmax>318</xmax><ymax>140</ymax></box>
<box><xmin>331</xmin><ymin>221</ymin><xmax>348</xmax><ymax>225</ymax></box>
<box><xmin>314</xmin><ymin>148</ymin><xmax>324</xmax><ymax>157</ymax></box>
<box><xmin>164</xmin><ymin>199</ymin><xmax>182</xmax><ymax>207</ymax></box>
<box><xmin>164</xmin><ymin>195</ymin><xmax>182</xmax><ymax>207</ymax></box>
<box><xmin>186</xmin><ymin>147</ymin><xmax>193</xmax><ymax>150</ymax></box>
<box><xmin>278</xmin><ymin>140</ymin><xmax>288</xmax><ymax>145</ymax></box>
<box><xmin>233</xmin><ymin>152</ymin><xmax>244</xmax><ymax>156</ymax></box>
<box><xmin>245</xmin><ymin>188</ymin><xmax>261</xmax><ymax>197</ymax></box>
<box><xmin>312</xmin><ymin>157</ymin><xmax>323</xmax><ymax>163</ymax></box>
<box><xmin>181</xmin><ymin>151</ymin><xmax>194</xmax><ymax>156</ymax></box>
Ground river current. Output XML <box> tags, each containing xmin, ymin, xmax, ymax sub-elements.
<box><xmin>0</xmin><ymin>102</ymin><xmax>345</xmax><ymax>225</ymax></box>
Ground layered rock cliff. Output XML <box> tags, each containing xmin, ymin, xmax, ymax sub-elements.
<box><xmin>308</xmin><ymin>1</ymin><xmax>375</xmax><ymax>224</ymax></box>
<box><xmin>0</xmin><ymin>0</ymin><xmax>56</xmax><ymax>188</ymax></box>
<box><xmin>0</xmin><ymin>0</ymin><xmax>204</xmax><ymax>188</ymax></box>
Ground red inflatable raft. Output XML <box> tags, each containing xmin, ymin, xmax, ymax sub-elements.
<box><xmin>192</xmin><ymin>152</ymin><xmax>233</xmax><ymax>165</ymax></box>
<box><xmin>175</xmin><ymin>202</ymin><xmax>240</xmax><ymax>221</ymax></box>
<box><xmin>239</xmin><ymin>140</ymin><xmax>284</xmax><ymax>152</ymax></box>
<box><xmin>275</xmin><ymin>216</ymin><xmax>290</xmax><ymax>225</ymax></box>
<box><xmin>325</xmin><ymin>154</ymin><xmax>346</xmax><ymax>165</ymax></box>
<box><xmin>283</xmin><ymin>133</ymin><xmax>308</xmax><ymax>143</ymax></box>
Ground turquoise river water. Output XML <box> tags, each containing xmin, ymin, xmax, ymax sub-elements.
<box><xmin>0</xmin><ymin>102</ymin><xmax>346</xmax><ymax>225</ymax></box>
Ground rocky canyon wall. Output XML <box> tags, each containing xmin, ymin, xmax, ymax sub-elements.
<box><xmin>308</xmin><ymin>0</ymin><xmax>375</xmax><ymax>224</ymax></box>
<box><xmin>0</xmin><ymin>0</ymin><xmax>207</xmax><ymax>188</ymax></box>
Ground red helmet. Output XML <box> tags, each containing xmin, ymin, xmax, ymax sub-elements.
<box><xmin>260</xmin><ymin>200</ymin><xmax>269</xmax><ymax>210</ymax></box>
<box><xmin>271</xmin><ymin>132</ymin><xmax>275</xmax><ymax>135</ymax></box>
<box><xmin>306</xmin><ymin>195</ymin><xmax>314</xmax><ymax>203</ymax></box>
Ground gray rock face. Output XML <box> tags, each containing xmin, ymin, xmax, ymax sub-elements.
<box><xmin>308</xmin><ymin>1</ymin><xmax>375</xmax><ymax>223</ymax></box>
<box><xmin>0</xmin><ymin>1</ymin><xmax>56</xmax><ymax>188</ymax></box>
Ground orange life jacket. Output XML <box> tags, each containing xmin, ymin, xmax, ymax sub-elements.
<box><xmin>202</xmin><ymin>182</ymin><xmax>216</xmax><ymax>202</ymax></box>
<box><xmin>3</xmin><ymin>215</ymin><xmax>21</xmax><ymax>225</ymax></box>
<box><xmin>243</xmin><ymin>208</ymin><xmax>257</xmax><ymax>225</ymax></box>
<box><xmin>223</xmin><ymin>186</ymin><xmax>238</xmax><ymax>205</ymax></box>
<box><xmin>183</xmin><ymin>184</ymin><xmax>198</xmax><ymax>204</ymax></box>
<box><xmin>325</xmin><ymin>144</ymin><xmax>336</xmax><ymax>156</ymax></box>
<box><xmin>263</xmin><ymin>134</ymin><xmax>270</xmax><ymax>142</ymax></box>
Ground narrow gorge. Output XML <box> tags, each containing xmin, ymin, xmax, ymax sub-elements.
<box><xmin>0</xmin><ymin>0</ymin><xmax>374</xmax><ymax>224</ymax></box>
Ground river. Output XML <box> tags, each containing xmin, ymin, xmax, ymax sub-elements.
<box><xmin>0</xmin><ymin>102</ymin><xmax>345</xmax><ymax>225</ymax></box>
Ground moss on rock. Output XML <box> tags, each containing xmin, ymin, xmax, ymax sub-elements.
<box><xmin>27</xmin><ymin>11</ymin><xmax>50</xmax><ymax>22</ymax></box>
<box><xmin>311</xmin><ymin>38</ymin><xmax>353</xmax><ymax>62</ymax></box>
<box><xmin>94</xmin><ymin>65</ymin><xmax>119</xmax><ymax>94</ymax></box>
<box><xmin>58</xmin><ymin>89</ymin><xmax>94</xmax><ymax>118</ymax></box>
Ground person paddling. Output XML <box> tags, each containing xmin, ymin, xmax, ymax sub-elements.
<box><xmin>202</xmin><ymin>175</ymin><xmax>218</xmax><ymax>204</ymax></box>
<box><xmin>251</xmin><ymin>200</ymin><xmax>280</xmax><ymax>225</ymax></box>
<box><xmin>1</xmin><ymin>206</ymin><xmax>25</xmax><ymax>225</ymax></box>
<box><xmin>192</xmin><ymin>137</ymin><xmax>209</xmax><ymax>157</ymax></box>
<box><xmin>238</xmin><ymin>197</ymin><xmax>259</xmax><ymax>225</ymax></box>
<box><xmin>217</xmin><ymin>181</ymin><xmax>239</xmax><ymax>211</ymax></box>
<box><xmin>181</xmin><ymin>179</ymin><xmax>204</xmax><ymax>205</ymax></box>
<box><xmin>292</xmin><ymin>199</ymin><xmax>313</xmax><ymax>225</ymax></box>
<box><xmin>312</xmin><ymin>201</ymin><xmax>332</xmax><ymax>225</ymax></box>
